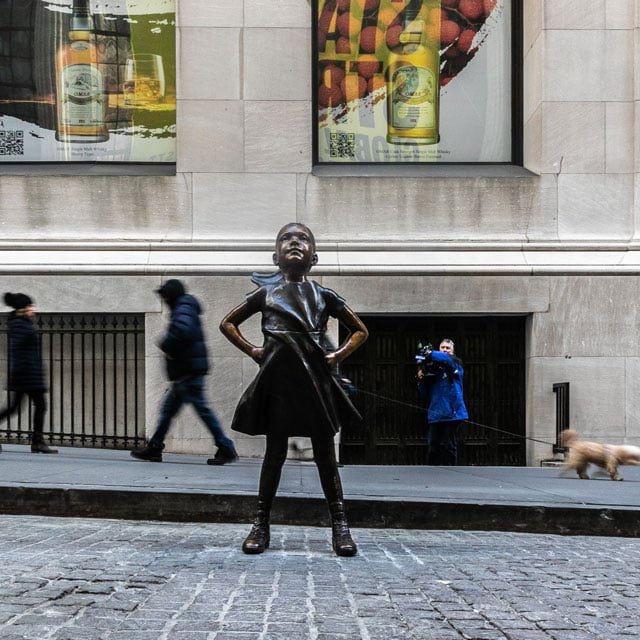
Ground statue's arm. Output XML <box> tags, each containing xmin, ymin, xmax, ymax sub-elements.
<box><xmin>326</xmin><ymin>305</ymin><xmax>368</xmax><ymax>366</ymax></box>
<box><xmin>219</xmin><ymin>301</ymin><xmax>264</xmax><ymax>363</ymax></box>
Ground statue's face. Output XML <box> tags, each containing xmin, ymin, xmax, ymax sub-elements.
<box><xmin>274</xmin><ymin>224</ymin><xmax>317</xmax><ymax>271</ymax></box>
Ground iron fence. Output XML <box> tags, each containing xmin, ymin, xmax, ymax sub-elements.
<box><xmin>0</xmin><ymin>314</ymin><xmax>145</xmax><ymax>449</ymax></box>
<box><xmin>552</xmin><ymin>382</ymin><xmax>570</xmax><ymax>455</ymax></box>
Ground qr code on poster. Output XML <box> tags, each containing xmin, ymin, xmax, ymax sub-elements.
<box><xmin>330</xmin><ymin>132</ymin><xmax>355</xmax><ymax>159</ymax></box>
<box><xmin>0</xmin><ymin>130</ymin><xmax>24</xmax><ymax>156</ymax></box>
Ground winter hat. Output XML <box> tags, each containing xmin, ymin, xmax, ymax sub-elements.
<box><xmin>4</xmin><ymin>292</ymin><xmax>33</xmax><ymax>310</ymax></box>
<box><xmin>156</xmin><ymin>279</ymin><xmax>186</xmax><ymax>306</ymax></box>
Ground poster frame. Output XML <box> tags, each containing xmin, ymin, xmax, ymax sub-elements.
<box><xmin>0</xmin><ymin>0</ymin><xmax>176</xmax><ymax>175</ymax></box>
<box><xmin>311</xmin><ymin>0</ymin><xmax>523</xmax><ymax>168</ymax></box>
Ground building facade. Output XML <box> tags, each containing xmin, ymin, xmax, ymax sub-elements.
<box><xmin>0</xmin><ymin>0</ymin><xmax>639</xmax><ymax>465</ymax></box>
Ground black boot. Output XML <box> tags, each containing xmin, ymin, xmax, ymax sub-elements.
<box><xmin>130</xmin><ymin>443</ymin><xmax>162</xmax><ymax>462</ymax></box>
<box><xmin>207</xmin><ymin>446</ymin><xmax>239</xmax><ymax>466</ymax></box>
<box><xmin>242</xmin><ymin>501</ymin><xmax>270</xmax><ymax>554</ymax></box>
<box><xmin>31</xmin><ymin>441</ymin><xmax>58</xmax><ymax>454</ymax></box>
<box><xmin>329</xmin><ymin>501</ymin><xmax>357</xmax><ymax>557</ymax></box>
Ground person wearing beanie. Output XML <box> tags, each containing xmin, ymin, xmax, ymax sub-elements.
<box><xmin>130</xmin><ymin>279</ymin><xmax>237</xmax><ymax>464</ymax></box>
<box><xmin>155</xmin><ymin>278</ymin><xmax>185</xmax><ymax>307</ymax></box>
<box><xmin>0</xmin><ymin>293</ymin><xmax>57</xmax><ymax>454</ymax></box>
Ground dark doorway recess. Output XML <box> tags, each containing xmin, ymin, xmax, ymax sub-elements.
<box><xmin>339</xmin><ymin>316</ymin><xmax>526</xmax><ymax>466</ymax></box>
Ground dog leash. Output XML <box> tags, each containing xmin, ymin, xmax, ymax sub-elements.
<box><xmin>355</xmin><ymin>388</ymin><xmax>557</xmax><ymax>447</ymax></box>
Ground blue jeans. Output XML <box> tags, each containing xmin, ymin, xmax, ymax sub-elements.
<box><xmin>149</xmin><ymin>375</ymin><xmax>234</xmax><ymax>452</ymax></box>
<box><xmin>427</xmin><ymin>420</ymin><xmax>461</xmax><ymax>466</ymax></box>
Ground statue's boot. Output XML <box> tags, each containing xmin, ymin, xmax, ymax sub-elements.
<box><xmin>329</xmin><ymin>500</ymin><xmax>357</xmax><ymax>557</ymax></box>
<box><xmin>242</xmin><ymin>500</ymin><xmax>270</xmax><ymax>554</ymax></box>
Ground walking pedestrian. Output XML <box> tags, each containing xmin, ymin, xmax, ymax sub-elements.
<box><xmin>220</xmin><ymin>223</ymin><xmax>368</xmax><ymax>556</ymax></box>
<box><xmin>0</xmin><ymin>293</ymin><xmax>57</xmax><ymax>454</ymax></box>
<box><xmin>131</xmin><ymin>279</ymin><xmax>237</xmax><ymax>464</ymax></box>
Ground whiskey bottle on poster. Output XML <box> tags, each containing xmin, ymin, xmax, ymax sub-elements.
<box><xmin>386</xmin><ymin>0</ymin><xmax>439</xmax><ymax>145</ymax></box>
<box><xmin>55</xmin><ymin>0</ymin><xmax>109</xmax><ymax>143</ymax></box>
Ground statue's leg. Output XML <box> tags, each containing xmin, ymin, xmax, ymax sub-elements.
<box><xmin>312</xmin><ymin>435</ymin><xmax>357</xmax><ymax>557</ymax></box>
<box><xmin>242</xmin><ymin>433</ymin><xmax>288</xmax><ymax>554</ymax></box>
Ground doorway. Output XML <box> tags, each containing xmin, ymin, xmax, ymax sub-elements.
<box><xmin>339</xmin><ymin>316</ymin><xmax>526</xmax><ymax>465</ymax></box>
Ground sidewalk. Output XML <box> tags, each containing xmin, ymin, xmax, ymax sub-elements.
<box><xmin>1</xmin><ymin>444</ymin><xmax>640</xmax><ymax>536</ymax></box>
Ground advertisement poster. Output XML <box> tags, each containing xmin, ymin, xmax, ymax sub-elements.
<box><xmin>0</xmin><ymin>0</ymin><xmax>176</xmax><ymax>164</ymax></box>
<box><xmin>315</xmin><ymin>0</ymin><xmax>512</xmax><ymax>163</ymax></box>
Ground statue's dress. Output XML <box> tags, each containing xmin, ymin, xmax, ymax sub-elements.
<box><xmin>231</xmin><ymin>279</ymin><xmax>361</xmax><ymax>437</ymax></box>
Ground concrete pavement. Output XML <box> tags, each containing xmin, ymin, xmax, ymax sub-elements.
<box><xmin>2</xmin><ymin>445</ymin><xmax>640</xmax><ymax>535</ymax></box>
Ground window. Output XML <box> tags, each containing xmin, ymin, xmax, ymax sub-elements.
<box><xmin>0</xmin><ymin>0</ymin><xmax>175</xmax><ymax>168</ymax></box>
<box><xmin>313</xmin><ymin>0</ymin><xmax>519</xmax><ymax>165</ymax></box>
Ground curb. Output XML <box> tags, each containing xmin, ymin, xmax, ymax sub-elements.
<box><xmin>1</xmin><ymin>486</ymin><xmax>640</xmax><ymax>537</ymax></box>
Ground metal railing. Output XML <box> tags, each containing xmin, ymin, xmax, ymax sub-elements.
<box><xmin>0</xmin><ymin>314</ymin><xmax>145</xmax><ymax>449</ymax></box>
<box><xmin>552</xmin><ymin>382</ymin><xmax>570</xmax><ymax>455</ymax></box>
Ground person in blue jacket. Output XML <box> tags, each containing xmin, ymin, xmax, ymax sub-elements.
<box><xmin>416</xmin><ymin>338</ymin><xmax>468</xmax><ymax>465</ymax></box>
<box><xmin>131</xmin><ymin>279</ymin><xmax>237</xmax><ymax>464</ymax></box>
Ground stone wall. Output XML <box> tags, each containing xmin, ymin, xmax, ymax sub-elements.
<box><xmin>0</xmin><ymin>1</ymin><xmax>635</xmax><ymax>242</ymax></box>
<box><xmin>1</xmin><ymin>1</ymin><xmax>639</xmax><ymax>464</ymax></box>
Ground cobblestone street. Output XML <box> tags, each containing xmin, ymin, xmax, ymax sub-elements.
<box><xmin>0</xmin><ymin>516</ymin><xmax>638</xmax><ymax>640</ymax></box>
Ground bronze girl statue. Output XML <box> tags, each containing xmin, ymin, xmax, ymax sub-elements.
<box><xmin>220</xmin><ymin>223</ymin><xmax>368</xmax><ymax>556</ymax></box>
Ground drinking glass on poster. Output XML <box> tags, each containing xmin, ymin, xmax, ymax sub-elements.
<box><xmin>123</xmin><ymin>53</ymin><xmax>165</xmax><ymax>106</ymax></box>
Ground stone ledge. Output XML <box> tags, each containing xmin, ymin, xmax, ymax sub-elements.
<box><xmin>0</xmin><ymin>247</ymin><xmax>638</xmax><ymax>275</ymax></box>
<box><xmin>0</xmin><ymin>163</ymin><xmax>175</xmax><ymax>176</ymax></box>
<box><xmin>312</xmin><ymin>164</ymin><xmax>538</xmax><ymax>179</ymax></box>
<box><xmin>0</xmin><ymin>240</ymin><xmax>637</xmax><ymax>251</ymax></box>
<box><xmin>1</xmin><ymin>486</ymin><xmax>640</xmax><ymax>537</ymax></box>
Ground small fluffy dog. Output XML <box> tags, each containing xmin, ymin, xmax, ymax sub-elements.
<box><xmin>561</xmin><ymin>429</ymin><xmax>640</xmax><ymax>481</ymax></box>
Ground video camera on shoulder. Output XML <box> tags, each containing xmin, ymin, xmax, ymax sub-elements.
<box><xmin>415</xmin><ymin>342</ymin><xmax>438</xmax><ymax>377</ymax></box>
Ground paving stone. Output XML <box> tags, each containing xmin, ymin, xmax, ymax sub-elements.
<box><xmin>117</xmin><ymin>618</ymin><xmax>168</xmax><ymax>631</ymax></box>
<box><xmin>545</xmin><ymin>632</ymin><xmax>600</xmax><ymax>640</ymax></box>
<box><xmin>502</xmin><ymin>632</ymin><xmax>551</xmax><ymax>640</ymax></box>
<box><xmin>73</xmin><ymin>584</ymin><xmax>115</xmax><ymax>595</ymax></box>
<box><xmin>51</xmin><ymin>629</ymin><xmax>103</xmax><ymax>640</ymax></box>
<box><xmin>108</xmin><ymin>633</ymin><xmax>162</xmax><ymax>640</ymax></box>
<box><xmin>218</xmin><ymin>622</ymin><xmax>263</xmax><ymax>632</ymax></box>
<box><xmin>537</xmin><ymin>620</ymin><xmax>583</xmax><ymax>631</ymax></box>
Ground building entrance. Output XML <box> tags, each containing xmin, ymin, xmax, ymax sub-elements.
<box><xmin>339</xmin><ymin>316</ymin><xmax>526</xmax><ymax>466</ymax></box>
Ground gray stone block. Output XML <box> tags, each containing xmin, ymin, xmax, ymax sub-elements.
<box><xmin>0</xmin><ymin>177</ymin><xmax>192</xmax><ymax>241</ymax></box>
<box><xmin>321</xmin><ymin>275</ymin><xmax>550</xmax><ymax>314</ymax></box>
<box><xmin>192</xmin><ymin>173</ymin><xmax>296</xmax><ymax>239</ymax></box>
<box><xmin>178</xmin><ymin>28</ymin><xmax>240</xmax><ymax>100</ymax></box>
<box><xmin>297</xmin><ymin>174</ymin><xmax>558</xmax><ymax>242</ymax></box>
<box><xmin>243</xmin><ymin>29</ymin><xmax>311</xmax><ymax>101</ymax></box>
<box><xmin>245</xmin><ymin>101</ymin><xmax>311</xmax><ymax>173</ymax></box>
<box><xmin>177</xmin><ymin>0</ymin><xmax>243</xmax><ymax>27</ymax></box>
<box><xmin>177</xmin><ymin>101</ymin><xmax>244</xmax><ymax>173</ymax></box>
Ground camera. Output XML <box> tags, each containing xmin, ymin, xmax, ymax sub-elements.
<box><xmin>415</xmin><ymin>342</ymin><xmax>437</xmax><ymax>376</ymax></box>
<box><xmin>416</xmin><ymin>341</ymin><xmax>460</xmax><ymax>379</ymax></box>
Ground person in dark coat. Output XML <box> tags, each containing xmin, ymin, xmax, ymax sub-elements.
<box><xmin>220</xmin><ymin>223</ymin><xmax>368</xmax><ymax>556</ymax></box>
<box><xmin>417</xmin><ymin>338</ymin><xmax>468</xmax><ymax>465</ymax></box>
<box><xmin>0</xmin><ymin>293</ymin><xmax>57</xmax><ymax>454</ymax></box>
<box><xmin>131</xmin><ymin>279</ymin><xmax>237</xmax><ymax>464</ymax></box>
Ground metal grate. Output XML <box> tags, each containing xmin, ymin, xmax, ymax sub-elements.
<box><xmin>552</xmin><ymin>382</ymin><xmax>570</xmax><ymax>455</ymax></box>
<box><xmin>0</xmin><ymin>314</ymin><xmax>145</xmax><ymax>449</ymax></box>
